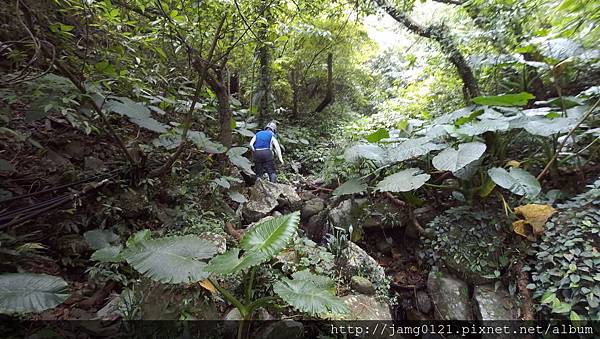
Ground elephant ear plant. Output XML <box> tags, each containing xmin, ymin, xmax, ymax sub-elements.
<box><xmin>205</xmin><ymin>211</ymin><xmax>348</xmax><ymax>337</ymax></box>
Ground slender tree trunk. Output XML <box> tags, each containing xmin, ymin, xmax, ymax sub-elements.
<box><xmin>290</xmin><ymin>66</ymin><xmax>299</xmax><ymax>118</ymax></box>
<box><xmin>375</xmin><ymin>0</ymin><xmax>480</xmax><ymax>102</ymax></box>
<box><xmin>255</xmin><ymin>0</ymin><xmax>273</xmax><ymax>126</ymax></box>
<box><xmin>206</xmin><ymin>71</ymin><xmax>233</xmax><ymax>149</ymax></box>
<box><xmin>314</xmin><ymin>52</ymin><xmax>334</xmax><ymax>113</ymax></box>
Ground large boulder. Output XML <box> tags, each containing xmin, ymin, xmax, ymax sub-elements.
<box><xmin>345</xmin><ymin>242</ymin><xmax>386</xmax><ymax>283</ymax></box>
<box><xmin>301</xmin><ymin>198</ymin><xmax>325</xmax><ymax>220</ymax></box>
<box><xmin>473</xmin><ymin>284</ymin><xmax>518</xmax><ymax>320</ymax></box>
<box><xmin>242</xmin><ymin>180</ymin><xmax>301</xmax><ymax>222</ymax></box>
<box><xmin>341</xmin><ymin>294</ymin><xmax>392</xmax><ymax>320</ymax></box>
<box><xmin>427</xmin><ymin>271</ymin><xmax>473</xmax><ymax>320</ymax></box>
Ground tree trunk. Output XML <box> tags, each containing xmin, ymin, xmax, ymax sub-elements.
<box><xmin>290</xmin><ymin>66</ymin><xmax>299</xmax><ymax>118</ymax></box>
<box><xmin>314</xmin><ymin>52</ymin><xmax>333</xmax><ymax>113</ymax></box>
<box><xmin>206</xmin><ymin>71</ymin><xmax>232</xmax><ymax>149</ymax></box>
<box><xmin>375</xmin><ymin>0</ymin><xmax>480</xmax><ymax>102</ymax></box>
<box><xmin>255</xmin><ymin>0</ymin><xmax>273</xmax><ymax>126</ymax></box>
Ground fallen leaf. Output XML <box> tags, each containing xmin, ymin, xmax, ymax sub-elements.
<box><xmin>512</xmin><ymin>204</ymin><xmax>556</xmax><ymax>240</ymax></box>
<box><xmin>199</xmin><ymin>279</ymin><xmax>217</xmax><ymax>293</ymax></box>
<box><xmin>506</xmin><ymin>160</ymin><xmax>521</xmax><ymax>168</ymax></box>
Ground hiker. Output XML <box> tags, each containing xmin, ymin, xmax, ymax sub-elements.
<box><xmin>249</xmin><ymin>121</ymin><xmax>283</xmax><ymax>183</ymax></box>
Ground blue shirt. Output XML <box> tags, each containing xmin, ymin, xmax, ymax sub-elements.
<box><xmin>254</xmin><ymin>130</ymin><xmax>274</xmax><ymax>150</ymax></box>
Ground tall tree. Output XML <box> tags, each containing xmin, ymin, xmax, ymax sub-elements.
<box><xmin>374</xmin><ymin>0</ymin><xmax>480</xmax><ymax>101</ymax></box>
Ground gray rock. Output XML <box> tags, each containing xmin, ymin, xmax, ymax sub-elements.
<box><xmin>303</xmin><ymin>210</ymin><xmax>328</xmax><ymax>242</ymax></box>
<box><xmin>327</xmin><ymin>198</ymin><xmax>370</xmax><ymax>234</ymax></box>
<box><xmin>341</xmin><ymin>294</ymin><xmax>392</xmax><ymax>320</ymax></box>
<box><xmin>473</xmin><ymin>284</ymin><xmax>518</xmax><ymax>320</ymax></box>
<box><xmin>198</xmin><ymin>232</ymin><xmax>227</xmax><ymax>254</ymax></box>
<box><xmin>257</xmin><ymin>320</ymin><xmax>303</xmax><ymax>339</ymax></box>
<box><xmin>351</xmin><ymin>276</ymin><xmax>376</xmax><ymax>295</ymax></box>
<box><xmin>301</xmin><ymin>198</ymin><xmax>325</xmax><ymax>220</ymax></box>
<box><xmin>345</xmin><ymin>242</ymin><xmax>386</xmax><ymax>283</ymax></box>
<box><xmin>224</xmin><ymin>307</ymin><xmax>242</xmax><ymax>320</ymax></box>
<box><xmin>242</xmin><ymin>180</ymin><xmax>301</xmax><ymax>222</ymax></box>
<box><xmin>427</xmin><ymin>271</ymin><xmax>473</xmax><ymax>320</ymax></box>
<box><xmin>416</xmin><ymin>291</ymin><xmax>432</xmax><ymax>314</ymax></box>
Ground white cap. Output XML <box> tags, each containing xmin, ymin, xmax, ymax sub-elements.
<box><xmin>266</xmin><ymin>121</ymin><xmax>277</xmax><ymax>132</ymax></box>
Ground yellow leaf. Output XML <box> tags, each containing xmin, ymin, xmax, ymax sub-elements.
<box><xmin>506</xmin><ymin>160</ymin><xmax>521</xmax><ymax>168</ymax></box>
<box><xmin>512</xmin><ymin>204</ymin><xmax>556</xmax><ymax>240</ymax></box>
<box><xmin>199</xmin><ymin>279</ymin><xmax>217</xmax><ymax>293</ymax></box>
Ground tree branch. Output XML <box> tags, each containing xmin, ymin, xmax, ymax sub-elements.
<box><xmin>150</xmin><ymin>12</ymin><xmax>227</xmax><ymax>177</ymax></box>
<box><xmin>374</xmin><ymin>0</ymin><xmax>480</xmax><ymax>100</ymax></box>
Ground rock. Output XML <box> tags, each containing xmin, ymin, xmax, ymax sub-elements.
<box><xmin>303</xmin><ymin>210</ymin><xmax>328</xmax><ymax>242</ymax></box>
<box><xmin>327</xmin><ymin>198</ymin><xmax>368</xmax><ymax>231</ymax></box>
<box><xmin>345</xmin><ymin>242</ymin><xmax>386</xmax><ymax>283</ymax></box>
<box><xmin>223</xmin><ymin>308</ymin><xmax>242</xmax><ymax>320</ymax></box>
<box><xmin>301</xmin><ymin>198</ymin><xmax>325</xmax><ymax>220</ymax></box>
<box><xmin>84</xmin><ymin>156</ymin><xmax>105</xmax><ymax>172</ymax></box>
<box><xmin>427</xmin><ymin>271</ymin><xmax>473</xmax><ymax>320</ymax></box>
<box><xmin>351</xmin><ymin>276</ymin><xmax>376</xmax><ymax>295</ymax></box>
<box><xmin>198</xmin><ymin>232</ymin><xmax>227</xmax><ymax>254</ymax></box>
<box><xmin>473</xmin><ymin>284</ymin><xmax>518</xmax><ymax>320</ymax></box>
<box><xmin>341</xmin><ymin>294</ymin><xmax>392</xmax><ymax>320</ymax></box>
<box><xmin>257</xmin><ymin>320</ymin><xmax>303</xmax><ymax>339</ymax></box>
<box><xmin>242</xmin><ymin>180</ymin><xmax>301</xmax><ymax>222</ymax></box>
<box><xmin>416</xmin><ymin>291</ymin><xmax>432</xmax><ymax>314</ymax></box>
<box><xmin>406</xmin><ymin>308</ymin><xmax>429</xmax><ymax>321</ymax></box>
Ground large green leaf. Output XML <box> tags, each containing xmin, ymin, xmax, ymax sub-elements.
<box><xmin>388</xmin><ymin>137</ymin><xmax>443</xmax><ymax>162</ymax></box>
<box><xmin>84</xmin><ymin>229</ymin><xmax>120</xmax><ymax>250</ymax></box>
<box><xmin>375</xmin><ymin>168</ymin><xmax>430</xmax><ymax>192</ymax></box>
<box><xmin>365</xmin><ymin>128</ymin><xmax>389</xmax><ymax>143</ymax></box>
<box><xmin>206</xmin><ymin>212</ymin><xmax>300</xmax><ymax>275</ymax></box>
<box><xmin>456</xmin><ymin>119</ymin><xmax>510</xmax><ymax>136</ymax></box>
<box><xmin>333</xmin><ymin>178</ymin><xmax>367</xmax><ymax>196</ymax></box>
<box><xmin>432</xmin><ymin>142</ymin><xmax>487</xmax><ymax>173</ymax></box>
<box><xmin>472</xmin><ymin>92</ymin><xmax>534</xmax><ymax>107</ymax></box>
<box><xmin>433</xmin><ymin>106</ymin><xmax>476</xmax><ymax>125</ymax></box>
<box><xmin>273</xmin><ymin>271</ymin><xmax>347</xmax><ymax>316</ymax></box>
<box><xmin>122</xmin><ymin>235</ymin><xmax>218</xmax><ymax>284</ymax></box>
<box><xmin>189</xmin><ymin>131</ymin><xmax>227</xmax><ymax>154</ymax></box>
<box><xmin>227</xmin><ymin>147</ymin><xmax>254</xmax><ymax>174</ymax></box>
<box><xmin>240</xmin><ymin>211</ymin><xmax>300</xmax><ymax>255</ymax></box>
<box><xmin>105</xmin><ymin>97</ymin><xmax>168</xmax><ymax>133</ymax></box>
<box><xmin>0</xmin><ymin>273</ymin><xmax>70</xmax><ymax>314</ymax></box>
<box><xmin>204</xmin><ymin>248</ymin><xmax>266</xmax><ymax>275</ymax></box>
<box><xmin>91</xmin><ymin>245</ymin><xmax>123</xmax><ymax>263</ymax></box>
<box><xmin>524</xmin><ymin>117</ymin><xmax>578</xmax><ymax>136</ymax></box>
<box><xmin>343</xmin><ymin>144</ymin><xmax>386</xmax><ymax>163</ymax></box>
<box><xmin>488</xmin><ymin>167</ymin><xmax>541</xmax><ymax>198</ymax></box>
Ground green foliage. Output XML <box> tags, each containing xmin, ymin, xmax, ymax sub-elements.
<box><xmin>333</xmin><ymin>178</ymin><xmax>367</xmax><ymax>196</ymax></box>
<box><xmin>84</xmin><ymin>229</ymin><xmax>120</xmax><ymax>250</ymax></box>
<box><xmin>206</xmin><ymin>212</ymin><xmax>300</xmax><ymax>275</ymax></box>
<box><xmin>273</xmin><ymin>270</ymin><xmax>348</xmax><ymax>316</ymax></box>
<box><xmin>472</xmin><ymin>92</ymin><xmax>535</xmax><ymax>107</ymax></box>
<box><xmin>431</xmin><ymin>142</ymin><xmax>486</xmax><ymax>173</ymax></box>
<box><xmin>375</xmin><ymin>168</ymin><xmax>430</xmax><ymax>193</ymax></box>
<box><xmin>527</xmin><ymin>179</ymin><xmax>600</xmax><ymax>320</ymax></box>
<box><xmin>488</xmin><ymin>167</ymin><xmax>541</xmax><ymax>198</ymax></box>
<box><xmin>421</xmin><ymin>207</ymin><xmax>512</xmax><ymax>284</ymax></box>
<box><xmin>0</xmin><ymin>273</ymin><xmax>70</xmax><ymax>314</ymax></box>
<box><xmin>122</xmin><ymin>235</ymin><xmax>218</xmax><ymax>284</ymax></box>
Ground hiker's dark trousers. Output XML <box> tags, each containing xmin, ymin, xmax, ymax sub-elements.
<box><xmin>253</xmin><ymin>149</ymin><xmax>277</xmax><ymax>183</ymax></box>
